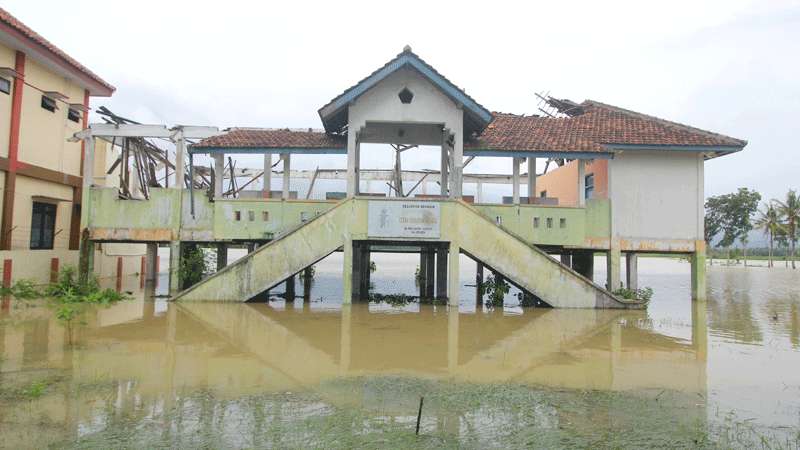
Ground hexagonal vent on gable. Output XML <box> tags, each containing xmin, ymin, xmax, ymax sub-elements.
<box><xmin>398</xmin><ymin>87</ymin><xmax>414</xmax><ymax>104</ymax></box>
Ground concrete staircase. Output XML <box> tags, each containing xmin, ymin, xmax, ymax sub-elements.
<box><xmin>174</xmin><ymin>199</ymin><xmax>644</xmax><ymax>308</ymax></box>
<box><xmin>173</xmin><ymin>199</ymin><xmax>354</xmax><ymax>302</ymax></box>
<box><xmin>455</xmin><ymin>202</ymin><xmax>642</xmax><ymax>309</ymax></box>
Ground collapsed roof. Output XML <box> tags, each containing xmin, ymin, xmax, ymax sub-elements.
<box><xmin>193</xmin><ymin>49</ymin><xmax>746</xmax><ymax>159</ymax></box>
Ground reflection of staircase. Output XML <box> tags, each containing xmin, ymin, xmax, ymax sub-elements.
<box><xmin>174</xmin><ymin>199</ymin><xmax>643</xmax><ymax>308</ymax></box>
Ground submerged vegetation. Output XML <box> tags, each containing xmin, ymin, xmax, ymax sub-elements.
<box><xmin>1</xmin><ymin>374</ymin><xmax>788</xmax><ymax>449</ymax></box>
<box><xmin>0</xmin><ymin>266</ymin><xmax>130</xmax><ymax>335</ymax></box>
<box><xmin>482</xmin><ymin>275</ymin><xmax>510</xmax><ymax>307</ymax></box>
<box><xmin>612</xmin><ymin>286</ymin><xmax>654</xmax><ymax>303</ymax></box>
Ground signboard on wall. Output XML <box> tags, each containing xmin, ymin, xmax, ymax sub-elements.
<box><xmin>367</xmin><ymin>201</ymin><xmax>441</xmax><ymax>238</ymax></box>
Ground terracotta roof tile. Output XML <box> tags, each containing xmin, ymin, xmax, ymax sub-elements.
<box><xmin>194</xmin><ymin>101</ymin><xmax>747</xmax><ymax>154</ymax></box>
<box><xmin>0</xmin><ymin>8</ymin><xmax>114</xmax><ymax>95</ymax></box>
<box><xmin>192</xmin><ymin>128</ymin><xmax>346</xmax><ymax>150</ymax></box>
<box><xmin>466</xmin><ymin>101</ymin><xmax>746</xmax><ymax>152</ymax></box>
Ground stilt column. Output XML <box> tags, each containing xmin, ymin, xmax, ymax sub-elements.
<box><xmin>691</xmin><ymin>241</ymin><xmax>707</xmax><ymax>301</ymax></box>
<box><xmin>145</xmin><ymin>243</ymin><xmax>159</xmax><ymax>283</ymax></box>
<box><xmin>436</xmin><ymin>246</ymin><xmax>448</xmax><ymax>300</ymax></box>
<box><xmin>168</xmin><ymin>241</ymin><xmax>181</xmax><ymax>295</ymax></box>
<box><xmin>607</xmin><ymin>241</ymin><xmax>621</xmax><ymax>291</ymax></box>
<box><xmin>625</xmin><ymin>253</ymin><xmax>638</xmax><ymax>290</ymax></box>
<box><xmin>447</xmin><ymin>243</ymin><xmax>460</xmax><ymax>307</ymax></box>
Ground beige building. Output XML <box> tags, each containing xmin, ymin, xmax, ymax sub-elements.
<box><xmin>0</xmin><ymin>8</ymin><xmax>144</xmax><ymax>286</ymax></box>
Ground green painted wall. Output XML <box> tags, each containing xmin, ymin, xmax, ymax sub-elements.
<box><xmin>88</xmin><ymin>188</ymin><xmax>610</xmax><ymax>246</ymax></box>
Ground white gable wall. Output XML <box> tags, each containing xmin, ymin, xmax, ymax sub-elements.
<box><xmin>609</xmin><ymin>151</ymin><xmax>704</xmax><ymax>242</ymax></box>
<box><xmin>348</xmin><ymin>67</ymin><xmax>463</xmax><ymax>139</ymax></box>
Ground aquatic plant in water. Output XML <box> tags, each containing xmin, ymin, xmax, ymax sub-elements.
<box><xmin>612</xmin><ymin>286</ymin><xmax>654</xmax><ymax>302</ymax></box>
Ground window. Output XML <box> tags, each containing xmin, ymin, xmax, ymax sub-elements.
<box><xmin>248</xmin><ymin>210</ymin><xmax>255</xmax><ymax>221</ymax></box>
<box><xmin>41</xmin><ymin>95</ymin><xmax>57</xmax><ymax>112</ymax></box>
<box><xmin>560</xmin><ymin>218</ymin><xmax>567</xmax><ymax>228</ymax></box>
<box><xmin>234</xmin><ymin>211</ymin><xmax>241</xmax><ymax>221</ymax></box>
<box><xmin>262</xmin><ymin>211</ymin><xmax>269</xmax><ymax>221</ymax></box>
<box><xmin>533</xmin><ymin>217</ymin><xmax>540</xmax><ymax>228</ymax></box>
<box><xmin>30</xmin><ymin>202</ymin><xmax>57</xmax><ymax>249</ymax></box>
<box><xmin>539</xmin><ymin>190</ymin><xmax>547</xmax><ymax>198</ymax></box>
<box><xmin>546</xmin><ymin>217</ymin><xmax>553</xmax><ymax>229</ymax></box>
<box><xmin>398</xmin><ymin>87</ymin><xmax>414</xmax><ymax>104</ymax></box>
<box><xmin>0</xmin><ymin>77</ymin><xmax>10</xmax><ymax>95</ymax></box>
<box><xmin>67</xmin><ymin>108</ymin><xmax>81</xmax><ymax>123</ymax></box>
<box><xmin>300</xmin><ymin>211</ymin><xmax>310</xmax><ymax>222</ymax></box>
<box><xmin>495</xmin><ymin>216</ymin><xmax>502</xmax><ymax>225</ymax></box>
<box><xmin>584</xmin><ymin>173</ymin><xmax>595</xmax><ymax>200</ymax></box>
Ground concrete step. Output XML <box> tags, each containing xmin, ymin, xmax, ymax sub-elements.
<box><xmin>456</xmin><ymin>201</ymin><xmax>643</xmax><ymax>309</ymax></box>
<box><xmin>173</xmin><ymin>199</ymin><xmax>355</xmax><ymax>302</ymax></box>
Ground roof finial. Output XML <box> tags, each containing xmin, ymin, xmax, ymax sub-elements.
<box><xmin>403</xmin><ymin>44</ymin><xmax>412</xmax><ymax>53</ymax></box>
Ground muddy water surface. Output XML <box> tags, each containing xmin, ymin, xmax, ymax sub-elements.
<box><xmin>0</xmin><ymin>257</ymin><xmax>799</xmax><ymax>448</ymax></box>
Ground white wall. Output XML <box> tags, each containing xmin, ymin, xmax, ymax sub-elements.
<box><xmin>348</xmin><ymin>67</ymin><xmax>463</xmax><ymax>139</ymax></box>
<box><xmin>609</xmin><ymin>151</ymin><xmax>703</xmax><ymax>241</ymax></box>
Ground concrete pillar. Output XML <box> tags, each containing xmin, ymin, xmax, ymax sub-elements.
<box><xmin>354</xmin><ymin>140</ymin><xmax>361</xmax><ymax>195</ymax></box>
<box><xmin>512</xmin><ymin>157</ymin><xmax>521</xmax><ymax>205</ymax></box>
<box><xmin>560</xmin><ymin>252</ymin><xmax>572</xmax><ymax>268</ymax></box>
<box><xmin>216</xmin><ymin>243</ymin><xmax>227</xmax><ymax>272</ymax></box>
<box><xmin>475</xmin><ymin>262</ymin><xmax>484</xmax><ymax>306</ymax></box>
<box><xmin>577</xmin><ymin>159</ymin><xmax>586</xmax><ymax>207</ymax></box>
<box><xmin>346</xmin><ymin>130</ymin><xmax>357</xmax><ymax>198</ymax></box>
<box><xmin>436</xmin><ymin>246</ymin><xmax>448</xmax><ymax>300</ymax></box>
<box><xmin>174</xmin><ymin>134</ymin><xmax>185</xmax><ymax>189</ymax></box>
<box><xmin>352</xmin><ymin>241</ymin><xmax>363</xmax><ymax>302</ymax></box>
<box><xmin>527</xmin><ymin>157</ymin><xmax>536</xmax><ymax>203</ymax></box>
<box><xmin>213</xmin><ymin>154</ymin><xmax>224</xmax><ymax>199</ymax></box>
<box><xmin>281</xmin><ymin>153</ymin><xmax>291</xmax><ymax>200</ymax></box>
<box><xmin>447</xmin><ymin>243</ymin><xmax>460</xmax><ymax>306</ymax></box>
<box><xmin>425</xmin><ymin>248</ymin><xmax>435</xmax><ymax>299</ymax></box>
<box><xmin>607</xmin><ymin>241</ymin><xmax>621</xmax><ymax>291</ymax></box>
<box><xmin>625</xmin><ymin>253</ymin><xmax>638</xmax><ymax>290</ymax></box>
<box><xmin>168</xmin><ymin>241</ymin><xmax>181</xmax><ymax>295</ymax></box>
<box><xmin>450</xmin><ymin>131</ymin><xmax>463</xmax><ymax>199</ymax></box>
<box><xmin>285</xmin><ymin>275</ymin><xmax>295</xmax><ymax>303</ymax></box>
<box><xmin>419</xmin><ymin>249</ymin><xmax>430</xmax><ymax>299</ymax></box>
<box><xmin>78</xmin><ymin>234</ymin><xmax>95</xmax><ymax>285</ymax></box>
<box><xmin>476</xmin><ymin>181</ymin><xmax>483</xmax><ymax>203</ymax></box>
<box><xmin>145</xmin><ymin>243</ymin><xmax>158</xmax><ymax>283</ymax></box>
<box><xmin>263</xmin><ymin>153</ymin><xmax>272</xmax><ymax>198</ymax></box>
<box><xmin>572</xmin><ymin>250</ymin><xmax>594</xmax><ymax>280</ymax></box>
<box><xmin>441</xmin><ymin>131</ymin><xmax>449</xmax><ymax>197</ymax></box>
<box><xmin>303</xmin><ymin>267</ymin><xmax>312</xmax><ymax>303</ymax></box>
<box><xmin>342</xmin><ymin>237</ymin><xmax>353</xmax><ymax>304</ymax></box>
<box><xmin>360</xmin><ymin>245</ymin><xmax>371</xmax><ymax>298</ymax></box>
<box><xmin>691</xmin><ymin>241</ymin><xmax>707</xmax><ymax>301</ymax></box>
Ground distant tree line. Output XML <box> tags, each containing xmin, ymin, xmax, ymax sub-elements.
<box><xmin>705</xmin><ymin>188</ymin><xmax>799</xmax><ymax>268</ymax></box>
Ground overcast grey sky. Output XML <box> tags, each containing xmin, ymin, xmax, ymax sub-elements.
<box><xmin>7</xmin><ymin>0</ymin><xmax>800</xmax><ymax>201</ymax></box>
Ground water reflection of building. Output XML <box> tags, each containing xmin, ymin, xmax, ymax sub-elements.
<box><xmin>0</xmin><ymin>300</ymin><xmax>710</xmax><ymax>445</ymax></box>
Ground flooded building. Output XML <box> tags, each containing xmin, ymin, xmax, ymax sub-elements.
<box><xmin>0</xmin><ymin>8</ymin><xmax>148</xmax><ymax>286</ymax></box>
<box><xmin>75</xmin><ymin>47</ymin><xmax>746</xmax><ymax>307</ymax></box>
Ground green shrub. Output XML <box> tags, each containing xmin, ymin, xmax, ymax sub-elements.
<box><xmin>612</xmin><ymin>286</ymin><xmax>654</xmax><ymax>302</ymax></box>
<box><xmin>483</xmin><ymin>275</ymin><xmax>510</xmax><ymax>308</ymax></box>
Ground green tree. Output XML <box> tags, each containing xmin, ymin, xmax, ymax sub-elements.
<box><xmin>754</xmin><ymin>202</ymin><xmax>782</xmax><ymax>268</ymax></box>
<box><xmin>775</xmin><ymin>189</ymin><xmax>800</xmax><ymax>269</ymax></box>
<box><xmin>705</xmin><ymin>188</ymin><xmax>761</xmax><ymax>265</ymax></box>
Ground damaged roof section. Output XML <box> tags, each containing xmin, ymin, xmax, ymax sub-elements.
<box><xmin>466</xmin><ymin>100</ymin><xmax>747</xmax><ymax>158</ymax></box>
<box><xmin>193</xmin><ymin>100</ymin><xmax>747</xmax><ymax>159</ymax></box>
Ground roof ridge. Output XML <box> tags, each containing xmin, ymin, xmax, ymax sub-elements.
<box><xmin>229</xmin><ymin>127</ymin><xmax>327</xmax><ymax>133</ymax></box>
<box><xmin>0</xmin><ymin>7</ymin><xmax>114</xmax><ymax>94</ymax></box>
<box><xmin>582</xmin><ymin>99</ymin><xmax>747</xmax><ymax>146</ymax></box>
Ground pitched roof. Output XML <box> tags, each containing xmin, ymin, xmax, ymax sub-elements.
<box><xmin>191</xmin><ymin>128</ymin><xmax>346</xmax><ymax>152</ymax></box>
<box><xmin>318</xmin><ymin>46</ymin><xmax>492</xmax><ymax>136</ymax></box>
<box><xmin>194</xmin><ymin>100</ymin><xmax>747</xmax><ymax>158</ymax></box>
<box><xmin>0</xmin><ymin>7</ymin><xmax>114</xmax><ymax>96</ymax></box>
<box><xmin>466</xmin><ymin>101</ymin><xmax>746</xmax><ymax>154</ymax></box>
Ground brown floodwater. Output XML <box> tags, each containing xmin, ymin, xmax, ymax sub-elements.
<box><xmin>0</xmin><ymin>257</ymin><xmax>799</xmax><ymax>448</ymax></box>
